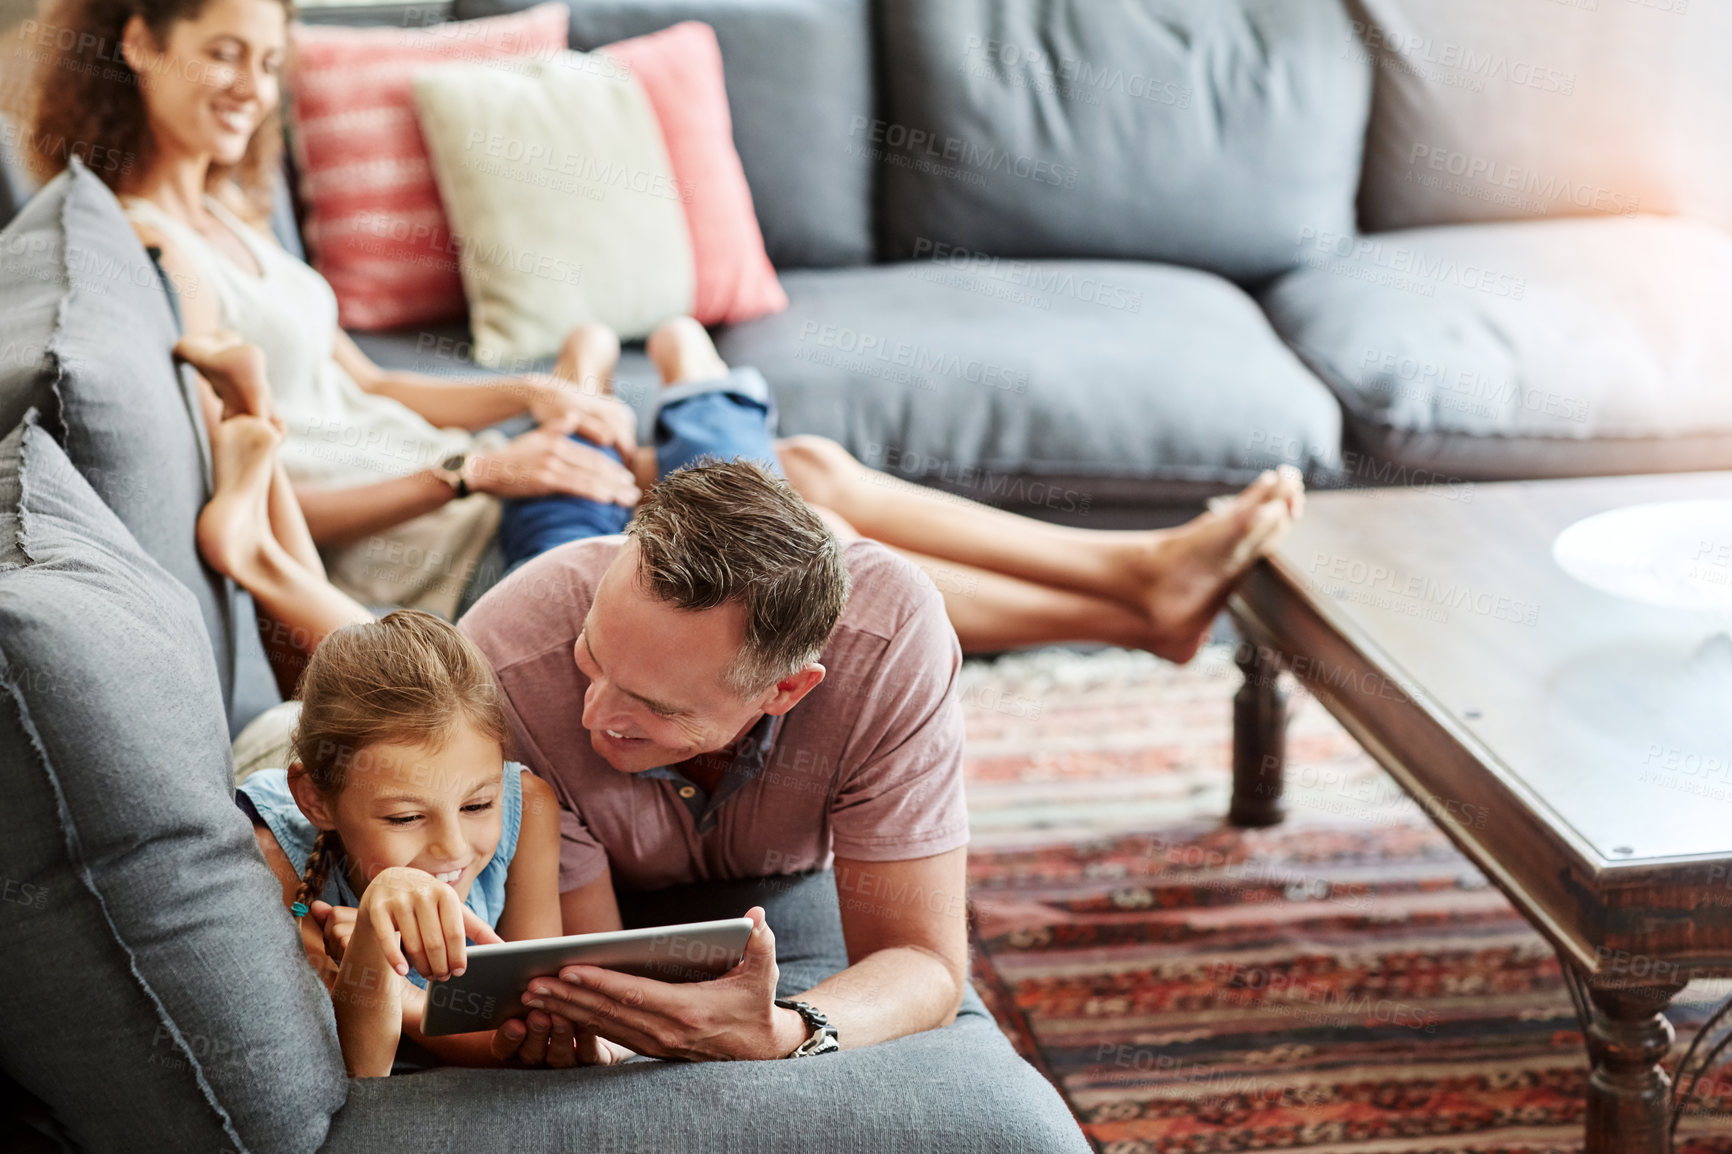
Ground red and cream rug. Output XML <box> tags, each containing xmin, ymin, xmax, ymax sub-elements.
<box><xmin>958</xmin><ymin>646</ymin><xmax>1732</xmax><ymax>1153</ymax></box>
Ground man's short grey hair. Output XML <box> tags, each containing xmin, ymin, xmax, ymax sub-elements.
<box><xmin>625</xmin><ymin>458</ymin><xmax>852</xmax><ymax>696</ymax></box>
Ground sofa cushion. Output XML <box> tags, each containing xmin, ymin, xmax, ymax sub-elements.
<box><xmin>605</xmin><ymin>22</ymin><xmax>789</xmax><ymax>327</ymax></box>
<box><xmin>1350</xmin><ymin>0</ymin><xmax>1732</xmax><ymax>234</ymax></box>
<box><xmin>286</xmin><ymin>3</ymin><xmax>572</xmax><ymax>331</ymax></box>
<box><xmin>413</xmin><ymin>48</ymin><xmax>694</xmax><ymax>359</ymax></box>
<box><xmin>0</xmin><ymin>414</ymin><xmax>346</xmax><ymax>1154</ymax></box>
<box><xmin>717</xmin><ymin>261</ymin><xmax>1343</xmax><ymax>489</ymax></box>
<box><xmin>874</xmin><ymin>0</ymin><xmax>1371</xmax><ymax>282</ymax></box>
<box><xmin>452</xmin><ymin>0</ymin><xmax>874</xmax><ymax>269</ymax></box>
<box><xmin>1261</xmin><ymin>215</ymin><xmax>1732</xmax><ymax>480</ymax></box>
<box><xmin>322</xmin><ymin>871</ymin><xmax>1089</xmax><ymax>1153</ymax></box>
<box><xmin>0</xmin><ymin>160</ymin><xmax>280</xmax><ymax>734</ymax></box>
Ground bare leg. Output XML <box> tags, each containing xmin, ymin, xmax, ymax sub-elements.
<box><xmin>779</xmin><ymin>435</ymin><xmax>1302</xmax><ymax>662</ymax></box>
<box><xmin>199</xmin><ymin>416</ymin><xmax>372</xmax><ymax>653</ymax></box>
<box><xmin>550</xmin><ymin>323</ymin><xmax>622</xmax><ymax>399</ymax></box>
<box><xmin>647</xmin><ymin>316</ymin><xmax>729</xmax><ymax>385</ymax></box>
<box><xmin>629</xmin><ymin>322</ymin><xmax>1303</xmax><ymax>659</ymax></box>
<box><xmin>816</xmin><ymin>506</ymin><xmax>1158</xmax><ymax>653</ymax></box>
<box><xmin>176</xmin><ymin>333</ymin><xmax>329</xmax><ymax>577</ymax></box>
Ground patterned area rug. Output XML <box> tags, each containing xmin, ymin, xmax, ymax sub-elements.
<box><xmin>957</xmin><ymin>646</ymin><xmax>1732</xmax><ymax>1154</ymax></box>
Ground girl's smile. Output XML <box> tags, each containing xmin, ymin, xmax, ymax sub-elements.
<box><xmin>290</xmin><ymin>721</ymin><xmax>507</xmax><ymax>902</ymax></box>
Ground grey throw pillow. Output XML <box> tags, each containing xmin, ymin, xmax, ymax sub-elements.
<box><xmin>0</xmin><ymin>413</ymin><xmax>346</xmax><ymax>1154</ymax></box>
<box><xmin>875</xmin><ymin>0</ymin><xmax>1372</xmax><ymax>282</ymax></box>
<box><xmin>0</xmin><ymin>157</ymin><xmax>280</xmax><ymax>734</ymax></box>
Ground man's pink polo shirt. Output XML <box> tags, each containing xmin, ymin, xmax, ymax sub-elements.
<box><xmin>459</xmin><ymin>536</ymin><xmax>969</xmax><ymax>893</ymax></box>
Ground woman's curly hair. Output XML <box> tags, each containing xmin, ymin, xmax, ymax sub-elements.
<box><xmin>21</xmin><ymin>0</ymin><xmax>289</xmax><ymax>214</ymax></box>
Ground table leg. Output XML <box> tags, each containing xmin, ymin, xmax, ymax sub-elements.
<box><xmin>1580</xmin><ymin>977</ymin><xmax>1686</xmax><ymax>1154</ymax></box>
<box><xmin>1229</xmin><ymin>641</ymin><xmax>1287</xmax><ymax>828</ymax></box>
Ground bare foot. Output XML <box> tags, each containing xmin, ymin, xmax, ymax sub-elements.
<box><xmin>551</xmin><ymin>322</ymin><xmax>621</xmax><ymax>398</ymax></box>
<box><xmin>197</xmin><ymin>414</ymin><xmax>281</xmax><ymax>581</ymax></box>
<box><xmin>1134</xmin><ymin>465</ymin><xmax>1304</xmax><ymax>662</ymax></box>
<box><xmin>174</xmin><ymin>332</ymin><xmax>277</xmax><ymax>425</ymax></box>
<box><xmin>646</xmin><ymin>317</ymin><xmax>728</xmax><ymax>386</ymax></box>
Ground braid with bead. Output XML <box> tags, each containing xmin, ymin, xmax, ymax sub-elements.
<box><xmin>292</xmin><ymin>829</ymin><xmax>343</xmax><ymax>917</ymax></box>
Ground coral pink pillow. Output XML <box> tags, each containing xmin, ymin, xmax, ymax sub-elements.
<box><xmin>287</xmin><ymin>3</ymin><xmax>570</xmax><ymax>331</ymax></box>
<box><xmin>602</xmin><ymin>23</ymin><xmax>787</xmax><ymax>327</ymax></box>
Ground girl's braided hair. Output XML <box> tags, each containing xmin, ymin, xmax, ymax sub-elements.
<box><xmin>288</xmin><ymin>611</ymin><xmax>510</xmax><ymax>912</ymax></box>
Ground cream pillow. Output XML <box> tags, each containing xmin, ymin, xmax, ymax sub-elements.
<box><xmin>413</xmin><ymin>51</ymin><xmax>695</xmax><ymax>363</ymax></box>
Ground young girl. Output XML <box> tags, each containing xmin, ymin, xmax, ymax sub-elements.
<box><xmin>237</xmin><ymin>609</ymin><xmax>568</xmax><ymax>1076</ymax></box>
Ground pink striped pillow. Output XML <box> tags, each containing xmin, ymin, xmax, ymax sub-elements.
<box><xmin>287</xmin><ymin>4</ymin><xmax>570</xmax><ymax>331</ymax></box>
<box><xmin>602</xmin><ymin>23</ymin><xmax>787</xmax><ymax>327</ymax></box>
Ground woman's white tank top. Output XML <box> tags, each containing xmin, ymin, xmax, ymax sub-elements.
<box><xmin>122</xmin><ymin>194</ymin><xmax>499</xmax><ymax>616</ymax></box>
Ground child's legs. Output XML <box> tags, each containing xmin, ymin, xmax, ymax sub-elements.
<box><xmin>654</xmin><ymin>368</ymin><xmax>782</xmax><ymax>479</ymax></box>
<box><xmin>496</xmin><ymin>436</ymin><xmax>635</xmax><ymax>571</ymax></box>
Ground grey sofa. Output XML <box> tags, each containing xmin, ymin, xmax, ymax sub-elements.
<box><xmin>194</xmin><ymin>0</ymin><xmax>1732</xmax><ymax>518</ymax></box>
<box><xmin>9</xmin><ymin>0</ymin><xmax>1731</xmax><ymax>526</ymax></box>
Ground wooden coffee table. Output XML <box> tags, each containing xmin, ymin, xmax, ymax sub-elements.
<box><xmin>1226</xmin><ymin>470</ymin><xmax>1732</xmax><ymax>1154</ymax></box>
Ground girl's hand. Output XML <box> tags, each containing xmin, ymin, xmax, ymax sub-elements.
<box><xmin>490</xmin><ymin>1010</ymin><xmax>639</xmax><ymax>1068</ymax></box>
<box><xmin>308</xmin><ymin>900</ymin><xmax>357</xmax><ymax>964</ymax></box>
<box><xmin>356</xmin><ymin>867</ymin><xmax>505</xmax><ymax>982</ymax></box>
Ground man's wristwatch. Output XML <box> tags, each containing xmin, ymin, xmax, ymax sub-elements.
<box><xmin>775</xmin><ymin>998</ymin><xmax>840</xmax><ymax>1057</ymax></box>
<box><xmin>435</xmin><ymin>452</ymin><xmax>470</xmax><ymax>499</ymax></box>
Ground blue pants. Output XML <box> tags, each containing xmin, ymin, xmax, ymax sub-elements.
<box><xmin>497</xmin><ymin>368</ymin><xmax>780</xmax><ymax>572</ymax></box>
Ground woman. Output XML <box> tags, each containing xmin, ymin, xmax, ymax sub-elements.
<box><xmin>24</xmin><ymin>0</ymin><xmax>1303</xmax><ymax>672</ymax></box>
<box><xmin>28</xmin><ymin>0</ymin><xmax>644</xmax><ymax>630</ymax></box>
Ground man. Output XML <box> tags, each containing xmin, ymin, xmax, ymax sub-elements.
<box><xmin>461</xmin><ymin>458</ymin><xmax>977</xmax><ymax>1060</ymax></box>
<box><xmin>458</xmin><ymin>461</ymin><xmax>1089</xmax><ymax>1149</ymax></box>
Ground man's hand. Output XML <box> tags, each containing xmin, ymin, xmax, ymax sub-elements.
<box><xmin>501</xmin><ymin>906</ymin><xmax>809</xmax><ymax>1062</ymax></box>
<box><xmin>467</xmin><ymin>429</ymin><xmax>641</xmax><ymax>506</ymax></box>
<box><xmin>523</xmin><ymin>376</ymin><xmax>638</xmax><ymax>456</ymax></box>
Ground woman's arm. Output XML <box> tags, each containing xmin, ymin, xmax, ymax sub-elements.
<box><xmin>331</xmin><ymin>332</ymin><xmax>636</xmax><ymax>453</ymax></box>
<box><xmin>293</xmin><ymin>427</ymin><xmax>642</xmax><ymax>548</ymax></box>
<box><xmin>293</xmin><ymin>469</ymin><xmax>461</xmax><ymax>549</ymax></box>
<box><xmin>331</xmin><ymin>331</ymin><xmax>538</xmax><ymax>433</ymax></box>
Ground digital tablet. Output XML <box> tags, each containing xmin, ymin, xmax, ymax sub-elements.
<box><xmin>419</xmin><ymin>917</ymin><xmax>755</xmax><ymax>1036</ymax></box>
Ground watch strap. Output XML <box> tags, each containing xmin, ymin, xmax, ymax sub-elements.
<box><xmin>775</xmin><ymin>998</ymin><xmax>840</xmax><ymax>1057</ymax></box>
